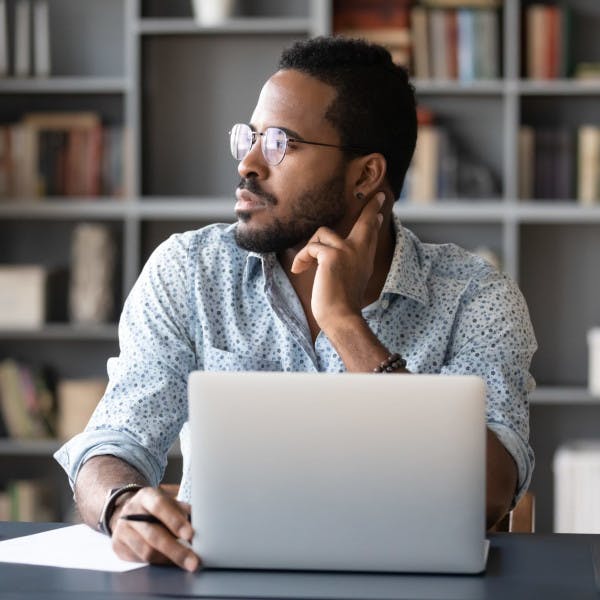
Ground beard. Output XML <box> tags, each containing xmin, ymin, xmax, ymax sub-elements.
<box><xmin>234</xmin><ymin>170</ymin><xmax>346</xmax><ymax>254</ymax></box>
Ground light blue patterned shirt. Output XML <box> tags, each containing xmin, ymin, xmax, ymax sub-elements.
<box><xmin>55</xmin><ymin>215</ymin><xmax>537</xmax><ymax>504</ymax></box>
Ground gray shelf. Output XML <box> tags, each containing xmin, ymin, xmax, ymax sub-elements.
<box><xmin>0</xmin><ymin>77</ymin><xmax>129</xmax><ymax>94</ymax></box>
<box><xmin>0</xmin><ymin>201</ymin><xmax>129</xmax><ymax>219</ymax></box>
<box><xmin>414</xmin><ymin>79</ymin><xmax>505</xmax><ymax>95</ymax></box>
<box><xmin>516</xmin><ymin>80</ymin><xmax>600</xmax><ymax>96</ymax></box>
<box><xmin>136</xmin><ymin>17</ymin><xmax>312</xmax><ymax>35</ymax></box>
<box><xmin>0</xmin><ymin>439</ymin><xmax>61</xmax><ymax>456</ymax></box>
<box><xmin>530</xmin><ymin>387</ymin><xmax>597</xmax><ymax>405</ymax></box>
<box><xmin>0</xmin><ymin>324</ymin><xmax>118</xmax><ymax>341</ymax></box>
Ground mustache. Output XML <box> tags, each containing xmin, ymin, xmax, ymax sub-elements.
<box><xmin>237</xmin><ymin>178</ymin><xmax>278</xmax><ymax>206</ymax></box>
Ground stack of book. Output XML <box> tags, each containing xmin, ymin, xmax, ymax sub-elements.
<box><xmin>0</xmin><ymin>0</ymin><xmax>51</xmax><ymax>78</ymax></box>
<box><xmin>554</xmin><ymin>441</ymin><xmax>600</xmax><ymax>533</ymax></box>
<box><xmin>525</xmin><ymin>4</ymin><xmax>571</xmax><ymax>79</ymax></box>
<box><xmin>519</xmin><ymin>125</ymin><xmax>600</xmax><ymax>203</ymax></box>
<box><xmin>0</xmin><ymin>359</ymin><xmax>54</xmax><ymax>439</ymax></box>
<box><xmin>333</xmin><ymin>0</ymin><xmax>413</xmax><ymax>67</ymax></box>
<box><xmin>0</xmin><ymin>112</ymin><xmax>126</xmax><ymax>200</ymax></box>
<box><xmin>401</xmin><ymin>107</ymin><xmax>497</xmax><ymax>202</ymax></box>
<box><xmin>411</xmin><ymin>0</ymin><xmax>500</xmax><ymax>81</ymax></box>
<box><xmin>0</xmin><ymin>479</ymin><xmax>55</xmax><ymax>522</ymax></box>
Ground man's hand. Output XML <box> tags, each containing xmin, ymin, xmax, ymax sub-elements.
<box><xmin>291</xmin><ymin>192</ymin><xmax>385</xmax><ymax>333</ymax></box>
<box><xmin>110</xmin><ymin>486</ymin><xmax>200</xmax><ymax>572</ymax></box>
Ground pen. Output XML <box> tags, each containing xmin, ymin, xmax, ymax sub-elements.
<box><xmin>120</xmin><ymin>513</ymin><xmax>191</xmax><ymax>524</ymax></box>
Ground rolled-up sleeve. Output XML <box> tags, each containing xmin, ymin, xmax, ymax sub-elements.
<box><xmin>440</xmin><ymin>271</ymin><xmax>537</xmax><ymax>505</ymax></box>
<box><xmin>54</xmin><ymin>233</ymin><xmax>198</xmax><ymax>489</ymax></box>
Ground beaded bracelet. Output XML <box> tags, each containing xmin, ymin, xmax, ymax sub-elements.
<box><xmin>373</xmin><ymin>352</ymin><xmax>407</xmax><ymax>373</ymax></box>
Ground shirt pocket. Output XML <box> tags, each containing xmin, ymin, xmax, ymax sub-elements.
<box><xmin>203</xmin><ymin>345</ymin><xmax>282</xmax><ymax>372</ymax></box>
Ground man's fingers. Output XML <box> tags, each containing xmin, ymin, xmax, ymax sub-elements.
<box><xmin>347</xmin><ymin>192</ymin><xmax>385</xmax><ymax>247</ymax></box>
<box><xmin>136</xmin><ymin>488</ymin><xmax>193</xmax><ymax>541</ymax></box>
<box><xmin>114</xmin><ymin>518</ymin><xmax>200</xmax><ymax>572</ymax></box>
<box><xmin>291</xmin><ymin>241</ymin><xmax>336</xmax><ymax>274</ymax></box>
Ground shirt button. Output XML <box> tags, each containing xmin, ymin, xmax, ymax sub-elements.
<box><xmin>381</xmin><ymin>299</ymin><xmax>389</xmax><ymax>310</ymax></box>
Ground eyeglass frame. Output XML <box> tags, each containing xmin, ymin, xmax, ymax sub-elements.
<box><xmin>229</xmin><ymin>122</ymin><xmax>369</xmax><ymax>166</ymax></box>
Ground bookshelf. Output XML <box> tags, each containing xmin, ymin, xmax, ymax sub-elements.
<box><xmin>0</xmin><ymin>0</ymin><xmax>599</xmax><ymax>532</ymax></box>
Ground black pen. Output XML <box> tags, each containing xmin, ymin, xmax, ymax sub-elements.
<box><xmin>120</xmin><ymin>513</ymin><xmax>191</xmax><ymax>524</ymax></box>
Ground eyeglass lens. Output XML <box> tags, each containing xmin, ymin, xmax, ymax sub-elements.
<box><xmin>230</xmin><ymin>123</ymin><xmax>287</xmax><ymax>166</ymax></box>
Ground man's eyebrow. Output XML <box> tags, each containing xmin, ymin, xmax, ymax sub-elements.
<box><xmin>249</xmin><ymin>123</ymin><xmax>305</xmax><ymax>141</ymax></box>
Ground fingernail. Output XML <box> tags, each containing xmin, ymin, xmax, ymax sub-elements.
<box><xmin>377</xmin><ymin>213</ymin><xmax>383</xmax><ymax>225</ymax></box>
<box><xmin>184</xmin><ymin>556</ymin><xmax>198</xmax><ymax>572</ymax></box>
<box><xmin>377</xmin><ymin>192</ymin><xmax>385</xmax><ymax>206</ymax></box>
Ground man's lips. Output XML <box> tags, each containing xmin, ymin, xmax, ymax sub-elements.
<box><xmin>235</xmin><ymin>189</ymin><xmax>268</xmax><ymax>212</ymax></box>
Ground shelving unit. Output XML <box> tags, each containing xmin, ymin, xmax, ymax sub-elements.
<box><xmin>0</xmin><ymin>0</ymin><xmax>599</xmax><ymax>531</ymax></box>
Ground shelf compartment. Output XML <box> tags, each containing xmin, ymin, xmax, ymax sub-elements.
<box><xmin>0</xmin><ymin>219</ymin><xmax>124</xmax><ymax>325</ymax></box>
<box><xmin>520</xmin><ymin>223</ymin><xmax>600</xmax><ymax>387</ymax></box>
<box><xmin>141</xmin><ymin>33</ymin><xmax>307</xmax><ymax>197</ymax></box>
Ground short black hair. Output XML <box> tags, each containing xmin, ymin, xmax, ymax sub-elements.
<box><xmin>278</xmin><ymin>36</ymin><xmax>417</xmax><ymax>200</ymax></box>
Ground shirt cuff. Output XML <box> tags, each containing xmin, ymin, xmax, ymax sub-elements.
<box><xmin>53</xmin><ymin>428</ymin><xmax>164</xmax><ymax>490</ymax></box>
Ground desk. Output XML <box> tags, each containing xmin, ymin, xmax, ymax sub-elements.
<box><xmin>1</xmin><ymin>522</ymin><xmax>599</xmax><ymax>599</ymax></box>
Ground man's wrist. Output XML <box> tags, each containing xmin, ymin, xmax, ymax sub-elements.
<box><xmin>98</xmin><ymin>484</ymin><xmax>143</xmax><ymax>536</ymax></box>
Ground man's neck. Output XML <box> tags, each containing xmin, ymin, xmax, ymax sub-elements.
<box><xmin>278</xmin><ymin>216</ymin><xmax>396</xmax><ymax>311</ymax></box>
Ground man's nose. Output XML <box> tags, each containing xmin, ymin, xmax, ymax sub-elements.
<box><xmin>238</xmin><ymin>138</ymin><xmax>268</xmax><ymax>180</ymax></box>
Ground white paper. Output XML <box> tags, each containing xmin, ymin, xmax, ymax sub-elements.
<box><xmin>0</xmin><ymin>524</ymin><xmax>147</xmax><ymax>572</ymax></box>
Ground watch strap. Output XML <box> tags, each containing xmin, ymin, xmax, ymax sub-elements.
<box><xmin>97</xmin><ymin>483</ymin><xmax>143</xmax><ymax>536</ymax></box>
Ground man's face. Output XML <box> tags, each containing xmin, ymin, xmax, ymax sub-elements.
<box><xmin>234</xmin><ymin>69</ymin><xmax>352</xmax><ymax>254</ymax></box>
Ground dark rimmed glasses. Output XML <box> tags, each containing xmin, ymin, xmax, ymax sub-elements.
<box><xmin>229</xmin><ymin>123</ymin><xmax>365</xmax><ymax>166</ymax></box>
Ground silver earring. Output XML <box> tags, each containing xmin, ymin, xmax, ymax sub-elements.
<box><xmin>356</xmin><ymin>192</ymin><xmax>365</xmax><ymax>202</ymax></box>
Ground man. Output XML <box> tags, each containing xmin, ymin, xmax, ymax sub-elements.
<box><xmin>55</xmin><ymin>37</ymin><xmax>536</xmax><ymax>572</ymax></box>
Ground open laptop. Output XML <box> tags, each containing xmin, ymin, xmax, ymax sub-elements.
<box><xmin>188</xmin><ymin>372</ymin><xmax>487</xmax><ymax>574</ymax></box>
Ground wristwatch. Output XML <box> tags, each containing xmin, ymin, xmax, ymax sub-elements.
<box><xmin>97</xmin><ymin>483</ymin><xmax>143</xmax><ymax>536</ymax></box>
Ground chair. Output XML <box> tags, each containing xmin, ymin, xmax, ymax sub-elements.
<box><xmin>492</xmin><ymin>491</ymin><xmax>535</xmax><ymax>533</ymax></box>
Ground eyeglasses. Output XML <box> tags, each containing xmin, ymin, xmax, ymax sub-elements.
<box><xmin>229</xmin><ymin>123</ymin><xmax>364</xmax><ymax>166</ymax></box>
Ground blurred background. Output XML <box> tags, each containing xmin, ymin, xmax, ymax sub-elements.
<box><xmin>0</xmin><ymin>0</ymin><xmax>599</xmax><ymax>533</ymax></box>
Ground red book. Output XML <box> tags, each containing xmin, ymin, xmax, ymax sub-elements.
<box><xmin>446</xmin><ymin>10</ymin><xmax>458</xmax><ymax>79</ymax></box>
<box><xmin>333</xmin><ymin>0</ymin><xmax>412</xmax><ymax>30</ymax></box>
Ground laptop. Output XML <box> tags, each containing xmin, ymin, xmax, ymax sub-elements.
<box><xmin>188</xmin><ymin>372</ymin><xmax>487</xmax><ymax>574</ymax></box>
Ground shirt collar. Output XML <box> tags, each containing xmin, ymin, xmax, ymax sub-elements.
<box><xmin>381</xmin><ymin>214</ymin><xmax>430</xmax><ymax>306</ymax></box>
<box><xmin>240</xmin><ymin>215</ymin><xmax>430</xmax><ymax>306</ymax></box>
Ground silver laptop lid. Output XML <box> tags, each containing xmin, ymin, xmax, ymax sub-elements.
<box><xmin>189</xmin><ymin>372</ymin><xmax>486</xmax><ymax>573</ymax></box>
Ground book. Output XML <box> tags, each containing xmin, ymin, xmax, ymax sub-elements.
<box><xmin>0</xmin><ymin>0</ymin><xmax>7</xmax><ymax>77</ymax></box>
<box><xmin>475</xmin><ymin>9</ymin><xmax>499</xmax><ymax>79</ymax></box>
<box><xmin>0</xmin><ymin>265</ymin><xmax>46</xmax><ymax>328</ymax></box>
<box><xmin>410</xmin><ymin>6</ymin><xmax>430</xmax><ymax>78</ymax></box>
<box><xmin>526</xmin><ymin>4</ymin><xmax>548</xmax><ymax>80</ymax></box>
<box><xmin>57</xmin><ymin>378</ymin><xmax>106</xmax><ymax>440</ymax></box>
<box><xmin>445</xmin><ymin>10</ymin><xmax>458</xmax><ymax>79</ymax></box>
<box><xmin>457</xmin><ymin>9</ymin><xmax>475</xmax><ymax>82</ymax></box>
<box><xmin>14</xmin><ymin>0</ymin><xmax>31</xmax><ymax>77</ymax></box>
<box><xmin>578</xmin><ymin>126</ymin><xmax>600</xmax><ymax>205</ymax></box>
<box><xmin>518</xmin><ymin>126</ymin><xmax>534</xmax><ymax>200</ymax></box>
<box><xmin>410</xmin><ymin>124</ymin><xmax>440</xmax><ymax>203</ymax></box>
<box><xmin>335</xmin><ymin>27</ymin><xmax>411</xmax><ymax>67</ymax></box>
<box><xmin>8</xmin><ymin>479</ymin><xmax>54</xmax><ymax>521</ymax></box>
<box><xmin>68</xmin><ymin>223</ymin><xmax>116</xmax><ymax>324</ymax></box>
<box><xmin>429</xmin><ymin>9</ymin><xmax>448</xmax><ymax>79</ymax></box>
<box><xmin>421</xmin><ymin>0</ymin><xmax>501</xmax><ymax>6</ymax></box>
<box><xmin>21</xmin><ymin>112</ymin><xmax>101</xmax><ymax>198</ymax></box>
<box><xmin>32</xmin><ymin>0</ymin><xmax>50</xmax><ymax>77</ymax></box>
<box><xmin>333</xmin><ymin>0</ymin><xmax>412</xmax><ymax>30</ymax></box>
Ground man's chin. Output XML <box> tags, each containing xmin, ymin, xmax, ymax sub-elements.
<box><xmin>234</xmin><ymin>220</ymin><xmax>307</xmax><ymax>254</ymax></box>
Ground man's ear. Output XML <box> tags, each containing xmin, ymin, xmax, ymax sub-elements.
<box><xmin>349</xmin><ymin>153</ymin><xmax>388</xmax><ymax>199</ymax></box>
